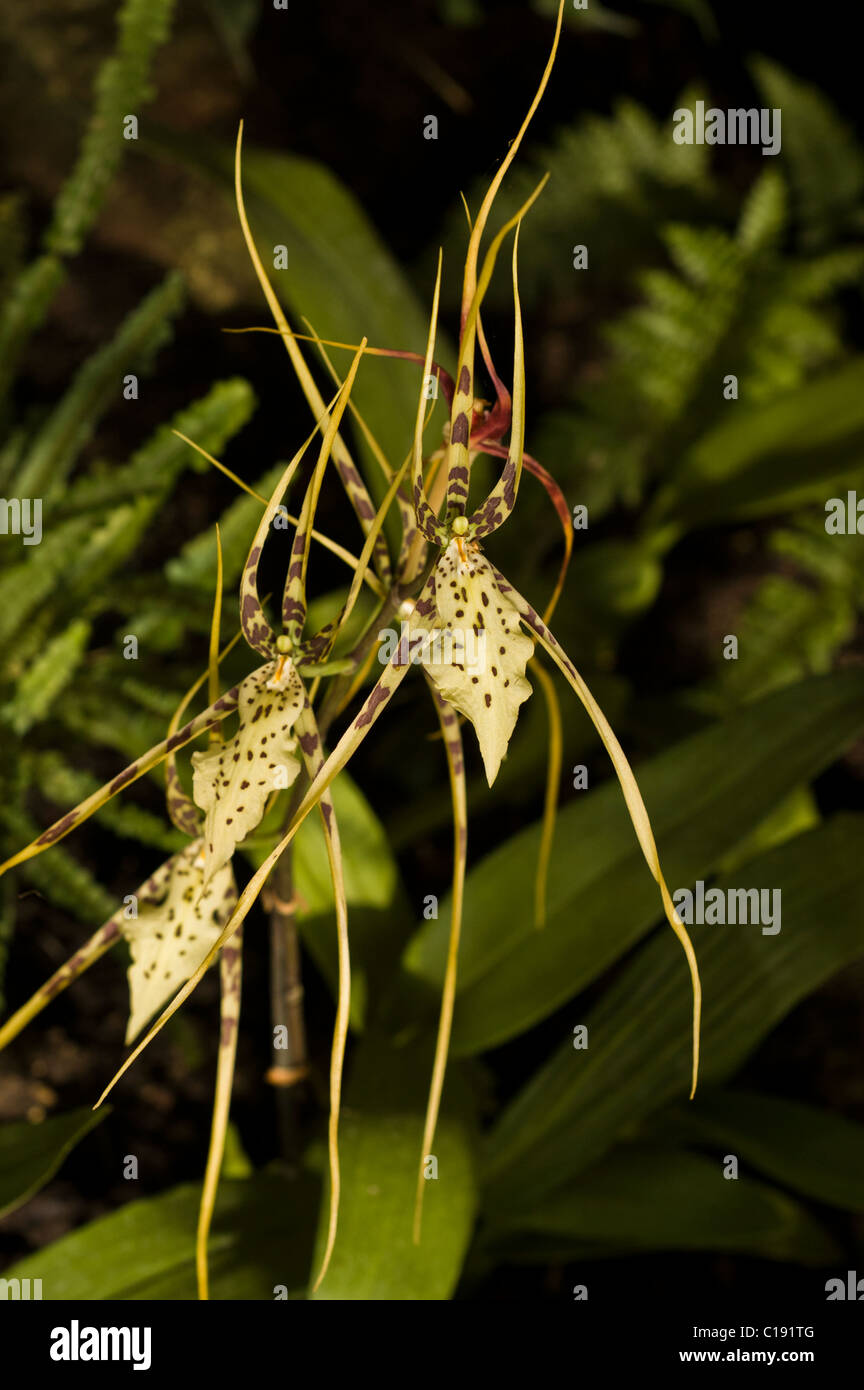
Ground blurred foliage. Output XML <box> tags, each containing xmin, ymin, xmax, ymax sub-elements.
<box><xmin>2</xmin><ymin>0</ymin><xmax>864</xmax><ymax>1302</ymax></box>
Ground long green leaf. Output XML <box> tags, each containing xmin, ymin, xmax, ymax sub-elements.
<box><xmin>659</xmin><ymin>1088</ymin><xmax>864</xmax><ymax>1214</ymax></box>
<box><xmin>404</xmin><ymin>668</ymin><xmax>864</xmax><ymax>1055</ymax></box>
<box><xmin>0</xmin><ymin>1107</ymin><xmax>107</xmax><ymax>1221</ymax></box>
<box><xmin>485</xmin><ymin>813</ymin><xmax>864</xmax><ymax>1209</ymax></box>
<box><xmin>1</xmin><ymin>1172</ymin><xmax>318</xmax><ymax>1300</ymax></box>
<box><xmin>667</xmin><ymin>358</ymin><xmax>864</xmax><ymax>524</ymax></box>
<box><xmin>310</xmin><ymin>1036</ymin><xmax>477</xmax><ymax>1301</ymax></box>
<box><xmin>486</xmin><ymin>1143</ymin><xmax>838</xmax><ymax>1265</ymax></box>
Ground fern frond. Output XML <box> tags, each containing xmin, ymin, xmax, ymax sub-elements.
<box><xmin>45</xmin><ymin>0</ymin><xmax>177</xmax><ymax>257</ymax></box>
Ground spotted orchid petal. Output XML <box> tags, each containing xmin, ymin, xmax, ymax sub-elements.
<box><xmin>122</xmin><ymin>838</ymin><xmax>237</xmax><ymax>1045</ymax></box>
<box><xmin>94</xmin><ymin>573</ymin><xmax>443</xmax><ymax>1109</ymax></box>
<box><xmin>422</xmin><ymin>540</ymin><xmax>534</xmax><ymax>786</ymax></box>
<box><xmin>191</xmin><ymin>661</ymin><xmax>305</xmax><ymax>884</ymax></box>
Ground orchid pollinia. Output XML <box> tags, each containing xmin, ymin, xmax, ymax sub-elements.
<box><xmin>0</xmin><ymin>0</ymin><xmax>700</xmax><ymax>1298</ymax></box>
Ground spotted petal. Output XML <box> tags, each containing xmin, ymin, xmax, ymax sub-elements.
<box><xmin>192</xmin><ymin>661</ymin><xmax>304</xmax><ymax>882</ymax></box>
<box><xmin>122</xmin><ymin>839</ymin><xmax>237</xmax><ymax>1044</ymax></box>
<box><xmin>422</xmin><ymin>540</ymin><xmax>534</xmax><ymax>786</ymax></box>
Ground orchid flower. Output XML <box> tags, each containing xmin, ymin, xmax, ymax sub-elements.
<box><xmin>0</xmin><ymin>0</ymin><xmax>699</xmax><ymax>1297</ymax></box>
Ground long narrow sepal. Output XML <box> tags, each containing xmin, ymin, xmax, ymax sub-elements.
<box><xmin>298</xmin><ymin>455</ymin><xmax>408</xmax><ymax>668</ymax></box>
<box><xmin>412</xmin><ymin>253</ymin><xmax>449</xmax><ymax>546</ymax></box>
<box><xmin>226</xmin><ymin>325</ymin><xmax>457</xmax><ymax>413</ymax></box>
<box><xmin>196</xmin><ymin>924</ymin><xmax>243</xmax><ymax>1301</ymax></box>
<box><xmin>468</xmin><ymin>225</ymin><xmax>525</xmax><ymax>538</ymax></box>
<box><xmin>413</xmin><ymin>684</ymin><xmax>467</xmax><ymax>1246</ymax></box>
<box><xmin>283</xmin><ymin>341</ymin><xmax>367</xmax><ymax>643</ymax></box>
<box><xmin>489</xmin><ymin>563</ymin><xmax>702</xmax><ymax>1098</ymax></box>
<box><xmin>480</xmin><ymin>443</ymin><xmax>572</xmax><ymax>622</ymax></box>
<box><xmin>530</xmin><ymin>658</ymin><xmax>563</xmax><ymax>929</ymax></box>
<box><xmin>0</xmin><ymin>689</ymin><xmax>241</xmax><ymax>882</ymax></box>
<box><xmin>445</xmin><ymin>179</ymin><xmax>548</xmax><ymax>527</ymax></box>
<box><xmin>300</xmin><ymin>319</ymin><xmax>419</xmax><ymax>557</ymax></box>
<box><xmin>0</xmin><ymin>913</ymin><xmax>124</xmax><ymax>1054</ymax></box>
<box><xmin>172</xmin><ymin>429</ymin><xmax>387</xmax><ymax>599</ymax></box>
<box><xmin>165</xmin><ymin>532</ymin><xmax>230</xmax><ymax>835</ymax></box>
<box><xmin>458</xmin><ymin>0</ymin><xmax>564</xmax><ymax>329</ymax></box>
<box><xmin>240</xmin><ymin>382</ymin><xmax>349</xmax><ymax>658</ymax></box>
<box><xmin>234</xmin><ymin>122</ymin><xmax>392</xmax><ymax>585</ymax></box>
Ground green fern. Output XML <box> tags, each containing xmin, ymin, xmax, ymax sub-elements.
<box><xmin>441</xmin><ymin>91</ymin><xmax>719</xmax><ymax>306</ymax></box>
<box><xmin>700</xmin><ymin>515</ymin><xmax>864</xmax><ymax>712</ymax></box>
<box><xmin>752</xmin><ymin>58</ymin><xmax>864</xmax><ymax>250</ymax></box>
<box><xmin>45</xmin><ymin>0</ymin><xmax>177</xmax><ymax>257</ymax></box>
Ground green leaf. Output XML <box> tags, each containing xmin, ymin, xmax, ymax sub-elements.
<box><xmin>60</xmin><ymin>694</ymin><xmax>168</xmax><ymax>764</ymax></box>
<box><xmin>310</xmin><ymin>1036</ymin><xmax>477</xmax><ymax>1300</ymax></box>
<box><xmin>1</xmin><ymin>1171</ymin><xmax>319</xmax><ymax>1299</ymax></box>
<box><xmin>737</xmin><ymin>168</ymin><xmax>788</xmax><ymax>254</ymax></box>
<box><xmin>660</xmin><ymin>1089</ymin><xmax>864</xmax><ymax>1214</ymax></box>
<box><xmin>485</xmin><ymin>812</ymin><xmax>864</xmax><ymax>1208</ymax></box>
<box><xmin>716</xmin><ymin>785</ymin><xmax>820</xmax><ymax>874</ymax></box>
<box><xmin>404</xmin><ymin>668</ymin><xmax>864</xmax><ymax>1055</ymax></box>
<box><xmin>669</xmin><ymin>358</ymin><xmax>864</xmax><ymax>524</ymax></box>
<box><xmin>0</xmin><ymin>1107</ymin><xmax>107</xmax><ymax>1220</ymax></box>
<box><xmin>486</xmin><ymin>1143</ymin><xmax>838</xmax><ymax>1264</ymax></box>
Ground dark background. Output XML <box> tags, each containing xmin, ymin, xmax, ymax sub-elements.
<box><xmin>0</xmin><ymin>0</ymin><xmax>862</xmax><ymax>1302</ymax></box>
